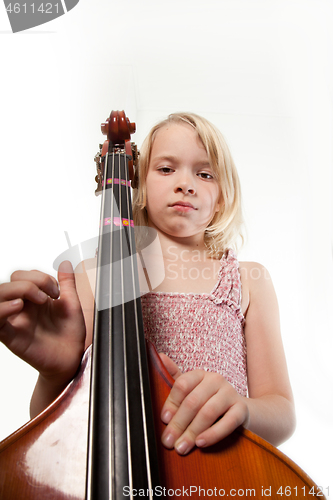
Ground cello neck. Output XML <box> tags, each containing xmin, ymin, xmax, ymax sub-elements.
<box><xmin>86</xmin><ymin>113</ymin><xmax>160</xmax><ymax>500</ymax></box>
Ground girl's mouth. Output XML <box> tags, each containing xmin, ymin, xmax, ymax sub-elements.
<box><xmin>169</xmin><ymin>201</ymin><xmax>196</xmax><ymax>212</ymax></box>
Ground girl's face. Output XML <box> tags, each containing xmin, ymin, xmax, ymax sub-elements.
<box><xmin>145</xmin><ymin>123</ymin><xmax>222</xmax><ymax>244</ymax></box>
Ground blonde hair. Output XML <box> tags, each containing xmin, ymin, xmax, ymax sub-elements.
<box><xmin>132</xmin><ymin>112</ymin><xmax>244</xmax><ymax>258</ymax></box>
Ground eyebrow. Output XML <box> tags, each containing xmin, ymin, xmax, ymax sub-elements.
<box><xmin>151</xmin><ymin>155</ymin><xmax>178</xmax><ymax>163</ymax></box>
<box><xmin>151</xmin><ymin>155</ymin><xmax>211</xmax><ymax>167</ymax></box>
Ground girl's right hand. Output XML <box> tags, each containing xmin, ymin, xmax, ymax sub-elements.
<box><xmin>0</xmin><ymin>261</ymin><xmax>86</xmax><ymax>392</ymax></box>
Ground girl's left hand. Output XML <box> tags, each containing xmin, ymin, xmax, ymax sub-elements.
<box><xmin>159</xmin><ymin>353</ymin><xmax>249</xmax><ymax>455</ymax></box>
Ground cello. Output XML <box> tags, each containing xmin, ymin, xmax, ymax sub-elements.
<box><xmin>0</xmin><ymin>111</ymin><xmax>326</xmax><ymax>499</ymax></box>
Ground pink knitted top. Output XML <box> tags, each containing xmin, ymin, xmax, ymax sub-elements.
<box><xmin>141</xmin><ymin>249</ymin><xmax>247</xmax><ymax>397</ymax></box>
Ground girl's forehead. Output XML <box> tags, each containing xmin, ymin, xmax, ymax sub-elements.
<box><xmin>151</xmin><ymin>123</ymin><xmax>207</xmax><ymax>156</ymax></box>
<box><xmin>153</xmin><ymin>122</ymin><xmax>197</xmax><ymax>140</ymax></box>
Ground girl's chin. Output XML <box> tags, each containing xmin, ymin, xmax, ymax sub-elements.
<box><xmin>146</xmin><ymin>218</ymin><xmax>207</xmax><ymax>241</ymax></box>
<box><xmin>159</xmin><ymin>227</ymin><xmax>205</xmax><ymax>241</ymax></box>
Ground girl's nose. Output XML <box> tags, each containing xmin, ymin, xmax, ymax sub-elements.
<box><xmin>174</xmin><ymin>173</ymin><xmax>196</xmax><ymax>195</ymax></box>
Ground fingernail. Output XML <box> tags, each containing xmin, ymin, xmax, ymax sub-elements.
<box><xmin>175</xmin><ymin>441</ymin><xmax>190</xmax><ymax>455</ymax></box>
<box><xmin>162</xmin><ymin>432</ymin><xmax>175</xmax><ymax>448</ymax></box>
<box><xmin>52</xmin><ymin>284</ymin><xmax>60</xmax><ymax>297</ymax></box>
<box><xmin>161</xmin><ymin>410</ymin><xmax>172</xmax><ymax>424</ymax></box>
<box><xmin>59</xmin><ymin>260</ymin><xmax>73</xmax><ymax>274</ymax></box>
<box><xmin>11</xmin><ymin>299</ymin><xmax>22</xmax><ymax>307</ymax></box>
<box><xmin>38</xmin><ymin>290</ymin><xmax>48</xmax><ymax>302</ymax></box>
<box><xmin>196</xmin><ymin>438</ymin><xmax>206</xmax><ymax>447</ymax></box>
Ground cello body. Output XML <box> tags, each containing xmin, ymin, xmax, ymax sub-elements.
<box><xmin>0</xmin><ymin>343</ymin><xmax>325</xmax><ymax>499</ymax></box>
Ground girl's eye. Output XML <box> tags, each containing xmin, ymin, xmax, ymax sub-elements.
<box><xmin>158</xmin><ymin>166</ymin><xmax>174</xmax><ymax>174</ymax></box>
<box><xmin>198</xmin><ymin>172</ymin><xmax>214</xmax><ymax>180</ymax></box>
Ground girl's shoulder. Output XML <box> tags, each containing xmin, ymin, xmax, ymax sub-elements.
<box><xmin>238</xmin><ymin>261</ymin><xmax>273</xmax><ymax>318</ymax></box>
<box><xmin>238</xmin><ymin>261</ymin><xmax>271</xmax><ymax>281</ymax></box>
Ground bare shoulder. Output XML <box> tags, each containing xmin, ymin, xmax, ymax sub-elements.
<box><xmin>238</xmin><ymin>261</ymin><xmax>276</xmax><ymax>317</ymax></box>
<box><xmin>239</xmin><ymin>260</ymin><xmax>281</xmax><ymax>352</ymax></box>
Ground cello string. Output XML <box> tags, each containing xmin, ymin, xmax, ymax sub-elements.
<box><xmin>86</xmin><ymin>150</ymin><xmax>112</xmax><ymax>500</ymax></box>
<box><xmin>119</xmin><ymin>151</ymin><xmax>134</xmax><ymax>497</ymax></box>
<box><xmin>109</xmin><ymin>150</ymin><xmax>114</xmax><ymax>499</ymax></box>
<box><xmin>124</xmin><ymin>152</ymin><xmax>154</xmax><ymax>498</ymax></box>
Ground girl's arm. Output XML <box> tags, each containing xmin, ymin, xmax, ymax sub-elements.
<box><xmin>241</xmin><ymin>262</ymin><xmax>296</xmax><ymax>444</ymax></box>
<box><xmin>30</xmin><ymin>259</ymin><xmax>95</xmax><ymax>417</ymax></box>
<box><xmin>159</xmin><ymin>262</ymin><xmax>296</xmax><ymax>454</ymax></box>
<box><xmin>0</xmin><ymin>262</ymin><xmax>87</xmax><ymax>419</ymax></box>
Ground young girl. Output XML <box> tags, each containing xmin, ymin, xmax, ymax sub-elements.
<box><xmin>0</xmin><ymin>112</ymin><xmax>295</xmax><ymax>455</ymax></box>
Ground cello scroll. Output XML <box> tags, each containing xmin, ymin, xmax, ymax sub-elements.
<box><xmin>95</xmin><ymin>111</ymin><xmax>139</xmax><ymax>195</ymax></box>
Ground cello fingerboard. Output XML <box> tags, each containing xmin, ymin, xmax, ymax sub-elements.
<box><xmin>86</xmin><ymin>147</ymin><xmax>160</xmax><ymax>500</ymax></box>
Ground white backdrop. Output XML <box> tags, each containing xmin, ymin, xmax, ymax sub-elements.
<box><xmin>0</xmin><ymin>0</ymin><xmax>332</xmax><ymax>493</ymax></box>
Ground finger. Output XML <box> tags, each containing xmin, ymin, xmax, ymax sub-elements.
<box><xmin>0</xmin><ymin>281</ymin><xmax>50</xmax><ymax>305</ymax></box>
<box><xmin>182</xmin><ymin>391</ymin><xmax>227</xmax><ymax>441</ymax></box>
<box><xmin>172</xmin><ymin>396</ymin><xmax>248</xmax><ymax>455</ymax></box>
<box><xmin>195</xmin><ymin>401</ymin><xmax>249</xmax><ymax>448</ymax></box>
<box><xmin>162</xmin><ymin>370</ymin><xmax>226</xmax><ymax>421</ymax></box>
<box><xmin>165</xmin><ymin>370</ymin><xmax>206</xmax><ymax>410</ymax></box>
<box><xmin>0</xmin><ymin>299</ymin><xmax>24</xmax><ymax>330</ymax></box>
<box><xmin>56</xmin><ymin>261</ymin><xmax>82</xmax><ymax>317</ymax></box>
<box><xmin>162</xmin><ymin>373</ymin><xmax>222</xmax><ymax>449</ymax></box>
<box><xmin>161</xmin><ymin>370</ymin><xmax>206</xmax><ymax>425</ymax></box>
<box><xmin>159</xmin><ymin>354</ymin><xmax>183</xmax><ymax>425</ymax></box>
<box><xmin>58</xmin><ymin>261</ymin><xmax>77</xmax><ymax>297</ymax></box>
<box><xmin>10</xmin><ymin>270</ymin><xmax>59</xmax><ymax>299</ymax></box>
<box><xmin>159</xmin><ymin>353</ymin><xmax>182</xmax><ymax>380</ymax></box>
<box><xmin>172</xmin><ymin>390</ymin><xmax>233</xmax><ymax>453</ymax></box>
<box><xmin>161</xmin><ymin>373</ymin><xmax>235</xmax><ymax>453</ymax></box>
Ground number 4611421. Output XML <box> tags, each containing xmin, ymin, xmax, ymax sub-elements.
<box><xmin>6</xmin><ymin>3</ymin><xmax>60</xmax><ymax>14</ymax></box>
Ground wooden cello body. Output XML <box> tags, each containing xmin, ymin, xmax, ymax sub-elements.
<box><xmin>0</xmin><ymin>111</ymin><xmax>326</xmax><ymax>499</ymax></box>
<box><xmin>0</xmin><ymin>343</ymin><xmax>325</xmax><ymax>499</ymax></box>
